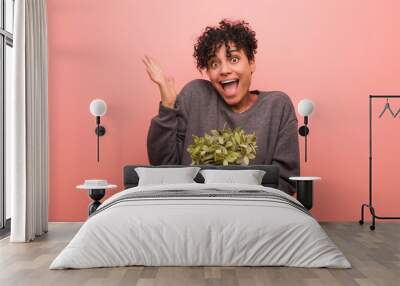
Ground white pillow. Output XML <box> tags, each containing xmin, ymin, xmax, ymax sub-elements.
<box><xmin>135</xmin><ymin>167</ymin><xmax>201</xmax><ymax>186</ymax></box>
<box><xmin>200</xmin><ymin>169</ymin><xmax>266</xmax><ymax>185</ymax></box>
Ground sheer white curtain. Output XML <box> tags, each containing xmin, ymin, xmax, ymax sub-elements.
<box><xmin>8</xmin><ymin>0</ymin><xmax>48</xmax><ymax>242</ymax></box>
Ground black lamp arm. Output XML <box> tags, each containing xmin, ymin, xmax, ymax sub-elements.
<box><xmin>94</xmin><ymin>116</ymin><xmax>106</xmax><ymax>162</ymax></box>
<box><xmin>298</xmin><ymin>116</ymin><xmax>310</xmax><ymax>162</ymax></box>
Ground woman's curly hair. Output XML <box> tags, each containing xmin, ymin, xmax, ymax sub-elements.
<box><xmin>193</xmin><ymin>19</ymin><xmax>257</xmax><ymax>71</ymax></box>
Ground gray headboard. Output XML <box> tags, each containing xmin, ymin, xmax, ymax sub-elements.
<box><xmin>123</xmin><ymin>165</ymin><xmax>279</xmax><ymax>189</ymax></box>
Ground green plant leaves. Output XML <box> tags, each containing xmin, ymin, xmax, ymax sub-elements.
<box><xmin>187</xmin><ymin>126</ymin><xmax>258</xmax><ymax>166</ymax></box>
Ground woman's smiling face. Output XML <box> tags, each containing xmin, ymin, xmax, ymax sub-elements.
<box><xmin>206</xmin><ymin>42</ymin><xmax>256</xmax><ymax>110</ymax></box>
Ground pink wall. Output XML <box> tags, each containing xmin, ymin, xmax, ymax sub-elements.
<box><xmin>47</xmin><ymin>0</ymin><xmax>400</xmax><ymax>222</ymax></box>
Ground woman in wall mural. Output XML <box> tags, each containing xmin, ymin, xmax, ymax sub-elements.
<box><xmin>143</xmin><ymin>19</ymin><xmax>299</xmax><ymax>194</ymax></box>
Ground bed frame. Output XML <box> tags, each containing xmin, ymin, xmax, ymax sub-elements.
<box><xmin>123</xmin><ymin>165</ymin><xmax>280</xmax><ymax>189</ymax></box>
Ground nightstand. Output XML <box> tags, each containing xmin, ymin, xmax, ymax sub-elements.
<box><xmin>77</xmin><ymin>180</ymin><xmax>117</xmax><ymax>215</ymax></box>
<box><xmin>289</xmin><ymin>176</ymin><xmax>321</xmax><ymax>210</ymax></box>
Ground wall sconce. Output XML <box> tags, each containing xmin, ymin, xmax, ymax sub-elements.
<box><xmin>297</xmin><ymin>99</ymin><xmax>314</xmax><ymax>162</ymax></box>
<box><xmin>89</xmin><ymin>99</ymin><xmax>107</xmax><ymax>162</ymax></box>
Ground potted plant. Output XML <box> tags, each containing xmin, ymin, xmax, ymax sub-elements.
<box><xmin>187</xmin><ymin>126</ymin><xmax>257</xmax><ymax>166</ymax></box>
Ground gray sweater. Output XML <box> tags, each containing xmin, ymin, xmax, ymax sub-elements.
<box><xmin>147</xmin><ymin>79</ymin><xmax>300</xmax><ymax>194</ymax></box>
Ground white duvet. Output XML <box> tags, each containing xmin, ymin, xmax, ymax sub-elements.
<box><xmin>50</xmin><ymin>183</ymin><xmax>351</xmax><ymax>269</ymax></box>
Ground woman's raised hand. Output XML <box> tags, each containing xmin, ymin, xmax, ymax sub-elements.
<box><xmin>143</xmin><ymin>55</ymin><xmax>177</xmax><ymax>108</ymax></box>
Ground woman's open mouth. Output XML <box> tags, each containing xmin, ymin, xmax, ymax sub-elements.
<box><xmin>220</xmin><ymin>79</ymin><xmax>239</xmax><ymax>97</ymax></box>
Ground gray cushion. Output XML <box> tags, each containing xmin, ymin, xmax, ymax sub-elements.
<box><xmin>135</xmin><ymin>167</ymin><xmax>200</xmax><ymax>186</ymax></box>
<box><xmin>200</xmin><ymin>169</ymin><xmax>266</xmax><ymax>185</ymax></box>
<box><xmin>124</xmin><ymin>165</ymin><xmax>280</xmax><ymax>189</ymax></box>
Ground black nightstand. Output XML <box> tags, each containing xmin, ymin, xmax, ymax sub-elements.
<box><xmin>77</xmin><ymin>182</ymin><xmax>117</xmax><ymax>215</ymax></box>
<box><xmin>289</xmin><ymin>176</ymin><xmax>321</xmax><ymax>210</ymax></box>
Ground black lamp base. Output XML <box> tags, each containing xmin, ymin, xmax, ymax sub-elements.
<box><xmin>95</xmin><ymin>126</ymin><xmax>106</xmax><ymax>136</ymax></box>
<box><xmin>298</xmin><ymin>126</ymin><xmax>309</xmax><ymax>136</ymax></box>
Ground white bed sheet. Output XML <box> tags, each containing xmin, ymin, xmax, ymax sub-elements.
<box><xmin>50</xmin><ymin>183</ymin><xmax>351</xmax><ymax>269</ymax></box>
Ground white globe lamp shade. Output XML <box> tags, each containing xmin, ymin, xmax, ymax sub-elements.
<box><xmin>90</xmin><ymin>99</ymin><xmax>107</xmax><ymax>117</ymax></box>
<box><xmin>298</xmin><ymin>99</ymin><xmax>314</xmax><ymax>117</ymax></box>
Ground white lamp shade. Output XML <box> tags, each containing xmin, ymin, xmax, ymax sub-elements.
<box><xmin>90</xmin><ymin>99</ymin><xmax>107</xmax><ymax>117</ymax></box>
<box><xmin>298</xmin><ymin>99</ymin><xmax>314</xmax><ymax>116</ymax></box>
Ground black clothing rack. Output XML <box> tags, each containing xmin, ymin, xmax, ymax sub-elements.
<box><xmin>359</xmin><ymin>95</ymin><xmax>400</xmax><ymax>230</ymax></box>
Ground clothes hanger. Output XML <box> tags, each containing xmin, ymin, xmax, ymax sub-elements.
<box><xmin>394</xmin><ymin>106</ymin><xmax>400</xmax><ymax>118</ymax></box>
<box><xmin>378</xmin><ymin>97</ymin><xmax>396</xmax><ymax>118</ymax></box>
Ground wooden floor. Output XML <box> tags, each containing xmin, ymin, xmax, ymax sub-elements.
<box><xmin>0</xmin><ymin>222</ymin><xmax>399</xmax><ymax>286</ymax></box>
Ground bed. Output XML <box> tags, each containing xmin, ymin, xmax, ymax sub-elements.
<box><xmin>50</xmin><ymin>165</ymin><xmax>351</xmax><ymax>269</ymax></box>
